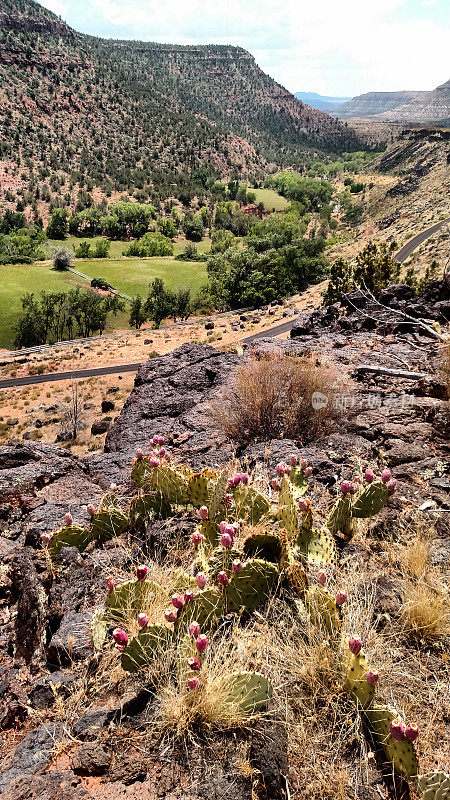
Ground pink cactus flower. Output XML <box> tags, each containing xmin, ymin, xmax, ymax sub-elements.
<box><xmin>348</xmin><ymin>635</ymin><xmax>363</xmax><ymax>656</ymax></box>
<box><xmin>184</xmin><ymin>589</ymin><xmax>194</xmax><ymax>604</ymax></box>
<box><xmin>364</xmin><ymin>469</ymin><xmax>375</xmax><ymax>483</ymax></box>
<box><xmin>149</xmin><ymin>457</ymin><xmax>160</xmax><ymax>468</ymax></box>
<box><xmin>64</xmin><ymin>512</ymin><xmax>73</xmax><ymax>526</ymax></box>
<box><xmin>233</xmin><ymin>474</ymin><xmax>241</xmax><ymax>487</ymax></box>
<box><xmin>158</xmin><ymin>447</ymin><xmax>166</xmax><ymax>457</ymax></box>
<box><xmin>188</xmin><ymin>657</ymin><xmax>201</xmax><ymax>671</ymax></box>
<box><xmin>335</xmin><ymin>590</ymin><xmax>347</xmax><ymax>606</ymax></box>
<box><xmin>304</xmin><ymin>466</ymin><xmax>313</xmax><ymax>478</ymax></box>
<box><xmin>112</xmin><ymin>628</ymin><xmax>128</xmax><ymax>647</ymax></box>
<box><xmin>138</xmin><ymin>613</ymin><xmax>149</xmax><ymax>628</ymax></box>
<box><xmin>366</xmin><ymin>669</ymin><xmax>379</xmax><ymax>687</ymax></box>
<box><xmin>171</xmin><ymin>594</ymin><xmax>184</xmax><ymax>610</ymax></box>
<box><xmin>381</xmin><ymin>468</ymin><xmax>391</xmax><ymax>484</ymax></box>
<box><xmin>188</xmin><ymin>676</ymin><xmax>200</xmax><ymax>690</ymax></box>
<box><xmin>157</xmin><ymin>436</ymin><xmax>165</xmax><ymax>445</ymax></box>
<box><xmin>317</xmin><ymin>571</ymin><xmax>327</xmax><ymax>586</ymax></box>
<box><xmin>135</xmin><ymin>448</ymin><xmax>144</xmax><ymax>461</ymax></box>
<box><xmin>390</xmin><ymin>718</ymin><xmax>405</xmax><ymax>741</ymax></box>
<box><xmin>106</xmin><ymin>576</ymin><xmax>115</xmax><ymax>593</ymax></box>
<box><xmin>199</xmin><ymin>506</ymin><xmax>209</xmax><ymax>521</ymax></box>
<box><xmin>164</xmin><ymin>608</ymin><xmax>178</xmax><ymax>623</ymax></box>
<box><xmin>298</xmin><ymin>499</ymin><xmax>309</xmax><ymax>513</ymax></box>
<box><xmin>405</xmin><ymin>723</ymin><xmax>419</xmax><ymax>742</ymax></box>
<box><xmin>224</xmin><ymin>493</ymin><xmax>233</xmax><ymax>508</ymax></box>
<box><xmin>195</xmin><ymin>634</ymin><xmax>208</xmax><ymax>653</ymax></box>
<box><xmin>232</xmin><ymin>560</ymin><xmax>243</xmax><ymax>574</ymax></box>
<box><xmin>270</xmin><ymin>479</ymin><xmax>281</xmax><ymax>492</ymax></box>
<box><xmin>218</xmin><ymin>571</ymin><xmax>229</xmax><ymax>587</ymax></box>
<box><xmin>195</xmin><ymin>572</ymin><xmax>207</xmax><ymax>589</ymax></box>
<box><xmin>137</xmin><ymin>564</ymin><xmax>148</xmax><ymax>581</ymax></box>
<box><xmin>285</xmin><ymin>465</ymin><xmax>292</xmax><ymax>475</ymax></box>
<box><xmin>41</xmin><ymin>532</ymin><xmax>52</xmax><ymax>547</ymax></box>
<box><xmin>87</xmin><ymin>503</ymin><xmax>96</xmax><ymax>518</ymax></box>
<box><xmin>240</xmin><ymin>473</ymin><xmax>249</xmax><ymax>485</ymax></box>
<box><xmin>387</xmin><ymin>479</ymin><xmax>397</xmax><ymax>494</ymax></box>
<box><xmin>219</xmin><ymin>521</ymin><xmax>228</xmax><ymax>535</ymax></box>
<box><xmin>189</xmin><ymin>621</ymin><xmax>200</xmax><ymax>639</ymax></box>
<box><xmin>221</xmin><ymin>533</ymin><xmax>233</xmax><ymax>548</ymax></box>
<box><xmin>341</xmin><ymin>481</ymin><xmax>352</xmax><ymax>495</ymax></box>
<box><xmin>275</xmin><ymin>462</ymin><xmax>287</xmax><ymax>477</ymax></box>
<box><xmin>290</xmin><ymin>455</ymin><xmax>298</xmax><ymax>467</ymax></box>
<box><xmin>192</xmin><ymin>531</ymin><xmax>203</xmax><ymax>547</ymax></box>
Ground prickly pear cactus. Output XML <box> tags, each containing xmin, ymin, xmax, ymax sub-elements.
<box><xmin>131</xmin><ymin>456</ymin><xmax>154</xmax><ymax>488</ymax></box>
<box><xmin>342</xmin><ymin>649</ymin><xmax>374</xmax><ymax>708</ymax></box>
<box><xmin>416</xmin><ymin>773</ymin><xmax>450</xmax><ymax>800</ymax></box>
<box><xmin>121</xmin><ymin>624</ymin><xmax>173</xmax><ymax>672</ymax></box>
<box><xmin>326</xmin><ymin>494</ymin><xmax>354</xmax><ymax>538</ymax></box>
<box><xmin>289</xmin><ymin>465</ymin><xmax>309</xmax><ymax>499</ymax></box>
<box><xmin>217</xmin><ymin>671</ymin><xmax>273</xmax><ymax>715</ymax></box>
<box><xmin>283</xmin><ymin>561</ymin><xmax>308</xmax><ymax>596</ymax></box>
<box><xmin>90</xmin><ymin>507</ymin><xmax>129</xmax><ymax>543</ymax></box>
<box><xmin>351</xmin><ymin>481</ymin><xmax>389</xmax><ymax>519</ymax></box>
<box><xmin>198</xmin><ymin>520</ymin><xmax>221</xmax><ymax>549</ymax></box>
<box><xmin>234</xmin><ymin>487</ymin><xmax>270</xmax><ymax>525</ymax></box>
<box><xmin>48</xmin><ymin>525</ymin><xmax>92</xmax><ymax>557</ymax></box>
<box><xmin>304</xmin><ymin>586</ymin><xmax>341</xmax><ymax>635</ymax></box>
<box><xmin>209</xmin><ymin>470</ymin><xmax>228</xmax><ymax>518</ymax></box>
<box><xmin>155</xmin><ymin>465</ymin><xmax>189</xmax><ymax>505</ymax></box>
<box><xmin>365</xmin><ymin>705</ymin><xmax>419</xmax><ymax>779</ymax></box>
<box><xmin>176</xmin><ymin>587</ymin><xmax>224</xmax><ymax>631</ymax></box>
<box><xmin>279</xmin><ymin>502</ymin><xmax>299</xmax><ymax>540</ymax></box>
<box><xmin>188</xmin><ymin>473</ymin><xmax>210</xmax><ymax>508</ymax></box>
<box><xmin>105</xmin><ymin>579</ymin><xmax>161</xmax><ymax>621</ymax></box>
<box><xmin>208</xmin><ymin>546</ymin><xmax>242</xmax><ymax>578</ymax></box>
<box><xmin>90</xmin><ymin>607</ymin><xmax>110</xmax><ymax>650</ymax></box>
<box><xmin>227</xmin><ymin>559</ymin><xmax>279</xmax><ymax>612</ymax></box>
<box><xmin>129</xmin><ymin>494</ymin><xmax>158</xmax><ymax>528</ymax></box>
<box><xmin>243</xmin><ymin>531</ymin><xmax>283</xmax><ymax>563</ymax></box>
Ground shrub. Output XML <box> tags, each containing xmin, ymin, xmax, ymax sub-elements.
<box><xmin>126</xmin><ymin>231</ymin><xmax>173</xmax><ymax>257</ymax></box>
<box><xmin>211</xmin><ymin>352</ymin><xmax>350</xmax><ymax>445</ymax></box>
<box><xmin>53</xmin><ymin>247</ymin><xmax>74</xmax><ymax>271</ymax></box>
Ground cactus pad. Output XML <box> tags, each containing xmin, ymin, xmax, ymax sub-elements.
<box><xmin>90</xmin><ymin>607</ymin><xmax>109</xmax><ymax>650</ymax></box>
<box><xmin>289</xmin><ymin>466</ymin><xmax>309</xmax><ymax>498</ymax></box>
<box><xmin>188</xmin><ymin>473</ymin><xmax>210</xmax><ymax>508</ymax></box>
<box><xmin>365</xmin><ymin>705</ymin><xmax>419</xmax><ymax>779</ymax></box>
<box><xmin>296</xmin><ymin>527</ymin><xmax>336</xmax><ymax>566</ymax></box>
<box><xmin>416</xmin><ymin>773</ymin><xmax>450</xmax><ymax>800</ymax></box>
<box><xmin>198</xmin><ymin>520</ymin><xmax>221</xmax><ymax>549</ymax></box>
<box><xmin>304</xmin><ymin>586</ymin><xmax>341</xmax><ymax>635</ymax></box>
<box><xmin>326</xmin><ymin>495</ymin><xmax>355</xmax><ymax>538</ymax></box>
<box><xmin>352</xmin><ymin>481</ymin><xmax>389</xmax><ymax>519</ymax></box>
<box><xmin>131</xmin><ymin>457</ymin><xmax>154</xmax><ymax>488</ymax></box>
<box><xmin>208</xmin><ymin>546</ymin><xmax>242</xmax><ymax>578</ymax></box>
<box><xmin>129</xmin><ymin>494</ymin><xmax>158</xmax><ymax>528</ymax></box>
<box><xmin>176</xmin><ymin>587</ymin><xmax>223</xmax><ymax>631</ymax></box>
<box><xmin>105</xmin><ymin>578</ymin><xmax>161</xmax><ymax>622</ymax></box>
<box><xmin>90</xmin><ymin>507</ymin><xmax>129</xmax><ymax>543</ymax></box>
<box><xmin>209</xmin><ymin>470</ymin><xmax>228</xmax><ymax>518</ymax></box>
<box><xmin>283</xmin><ymin>561</ymin><xmax>308</xmax><ymax>597</ymax></box>
<box><xmin>48</xmin><ymin>525</ymin><xmax>92</xmax><ymax>557</ymax></box>
<box><xmin>121</xmin><ymin>624</ymin><xmax>173</xmax><ymax>672</ymax></box>
<box><xmin>243</xmin><ymin>531</ymin><xmax>283</xmax><ymax>563</ymax></box>
<box><xmin>234</xmin><ymin>487</ymin><xmax>270</xmax><ymax>525</ymax></box>
<box><xmin>342</xmin><ymin>648</ymin><xmax>374</xmax><ymax>708</ymax></box>
<box><xmin>217</xmin><ymin>671</ymin><xmax>273</xmax><ymax>715</ymax></box>
<box><xmin>227</xmin><ymin>559</ymin><xmax>279</xmax><ymax>612</ymax></box>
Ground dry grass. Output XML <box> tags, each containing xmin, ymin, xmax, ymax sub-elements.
<box><xmin>212</xmin><ymin>351</ymin><xmax>351</xmax><ymax>446</ymax></box>
<box><xmin>401</xmin><ymin>581</ymin><xmax>450</xmax><ymax>640</ymax></box>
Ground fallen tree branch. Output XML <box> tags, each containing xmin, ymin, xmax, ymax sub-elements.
<box><xmin>359</xmin><ymin>281</ymin><xmax>446</xmax><ymax>342</ymax></box>
<box><xmin>355</xmin><ymin>365</ymin><xmax>428</xmax><ymax>379</ymax></box>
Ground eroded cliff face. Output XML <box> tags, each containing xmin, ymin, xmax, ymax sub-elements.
<box><xmin>334</xmin><ymin>80</ymin><xmax>450</xmax><ymax>124</ymax></box>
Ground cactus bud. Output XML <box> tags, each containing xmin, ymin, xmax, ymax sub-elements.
<box><xmin>348</xmin><ymin>482</ymin><xmax>357</xmax><ymax>494</ymax></box>
<box><xmin>348</xmin><ymin>635</ymin><xmax>363</xmax><ymax>656</ymax></box>
<box><xmin>106</xmin><ymin>576</ymin><xmax>115</xmax><ymax>593</ymax></box>
<box><xmin>188</xmin><ymin>676</ymin><xmax>200</xmax><ymax>690</ymax></box>
<box><xmin>87</xmin><ymin>503</ymin><xmax>96</xmax><ymax>518</ymax></box>
<box><xmin>188</xmin><ymin>657</ymin><xmax>201</xmax><ymax>671</ymax></box>
<box><xmin>195</xmin><ymin>634</ymin><xmax>208</xmax><ymax>653</ymax></box>
<box><xmin>275</xmin><ymin>462</ymin><xmax>287</xmax><ymax>477</ymax></box>
<box><xmin>232</xmin><ymin>560</ymin><xmax>243</xmax><ymax>574</ymax></box>
<box><xmin>381</xmin><ymin>468</ymin><xmax>391</xmax><ymax>484</ymax></box>
<box><xmin>184</xmin><ymin>589</ymin><xmax>194</xmax><ymax>604</ymax></box>
<box><xmin>171</xmin><ymin>593</ymin><xmax>184</xmax><ymax>610</ymax></box>
<box><xmin>164</xmin><ymin>608</ymin><xmax>177</xmax><ymax>623</ymax></box>
<box><xmin>227</xmin><ymin>478</ymin><xmax>235</xmax><ymax>491</ymax></box>
<box><xmin>64</xmin><ymin>512</ymin><xmax>73</xmax><ymax>526</ymax></box>
<box><xmin>112</xmin><ymin>628</ymin><xmax>128</xmax><ymax>647</ymax></box>
<box><xmin>219</xmin><ymin>521</ymin><xmax>228</xmax><ymax>535</ymax></box>
<box><xmin>199</xmin><ymin>506</ymin><xmax>209</xmax><ymax>521</ymax></box>
<box><xmin>386</xmin><ymin>478</ymin><xmax>397</xmax><ymax>494</ymax></box>
<box><xmin>232</xmin><ymin>474</ymin><xmax>241</xmax><ymax>487</ymax></box>
<box><xmin>136</xmin><ymin>564</ymin><xmax>148</xmax><ymax>581</ymax></box>
<box><xmin>192</xmin><ymin>531</ymin><xmax>203</xmax><ymax>547</ymax></box>
<box><xmin>304</xmin><ymin>466</ymin><xmax>313</xmax><ymax>478</ymax></box>
<box><xmin>298</xmin><ymin>499</ymin><xmax>309</xmax><ymax>512</ymax></box>
<box><xmin>135</xmin><ymin>448</ymin><xmax>144</xmax><ymax>461</ymax></box>
<box><xmin>240</xmin><ymin>473</ymin><xmax>249</xmax><ymax>485</ymax></box>
<box><xmin>138</xmin><ymin>613</ymin><xmax>149</xmax><ymax>628</ymax></box>
<box><xmin>335</xmin><ymin>590</ymin><xmax>347</xmax><ymax>606</ymax></box>
<box><xmin>341</xmin><ymin>481</ymin><xmax>352</xmax><ymax>495</ymax></box>
<box><xmin>224</xmin><ymin>493</ymin><xmax>233</xmax><ymax>508</ymax></box>
<box><xmin>290</xmin><ymin>455</ymin><xmax>298</xmax><ymax>467</ymax></box>
<box><xmin>317</xmin><ymin>570</ymin><xmax>327</xmax><ymax>586</ymax></box>
<box><xmin>189</xmin><ymin>621</ymin><xmax>200</xmax><ymax>639</ymax></box>
<box><xmin>149</xmin><ymin>457</ymin><xmax>160</xmax><ymax>468</ymax></box>
<box><xmin>366</xmin><ymin>669</ymin><xmax>379</xmax><ymax>686</ymax></box>
<box><xmin>270</xmin><ymin>479</ymin><xmax>281</xmax><ymax>491</ymax></box>
<box><xmin>195</xmin><ymin>572</ymin><xmax>207</xmax><ymax>589</ymax></box>
<box><xmin>218</xmin><ymin>571</ymin><xmax>229</xmax><ymax>586</ymax></box>
<box><xmin>41</xmin><ymin>532</ymin><xmax>52</xmax><ymax>547</ymax></box>
<box><xmin>220</xmin><ymin>533</ymin><xmax>232</xmax><ymax>548</ymax></box>
<box><xmin>404</xmin><ymin>723</ymin><xmax>419</xmax><ymax>742</ymax></box>
<box><xmin>364</xmin><ymin>469</ymin><xmax>374</xmax><ymax>483</ymax></box>
<box><xmin>390</xmin><ymin>718</ymin><xmax>405</xmax><ymax>741</ymax></box>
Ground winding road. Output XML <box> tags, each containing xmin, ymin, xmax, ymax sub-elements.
<box><xmin>1</xmin><ymin>218</ymin><xmax>448</xmax><ymax>390</ymax></box>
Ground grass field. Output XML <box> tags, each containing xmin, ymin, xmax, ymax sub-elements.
<box><xmin>0</xmin><ymin>256</ymin><xmax>208</xmax><ymax>350</ymax></box>
<box><xmin>252</xmin><ymin>188</ymin><xmax>289</xmax><ymax>212</ymax></box>
<box><xmin>47</xmin><ymin>236</ymin><xmax>212</xmax><ymax>259</ymax></box>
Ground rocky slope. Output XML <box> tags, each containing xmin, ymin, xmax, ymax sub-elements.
<box><xmin>333</xmin><ymin>79</ymin><xmax>450</xmax><ymax>124</ymax></box>
<box><xmin>0</xmin><ymin>279</ymin><xmax>448</xmax><ymax>799</ymax></box>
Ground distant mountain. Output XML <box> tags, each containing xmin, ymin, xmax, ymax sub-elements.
<box><xmin>0</xmin><ymin>0</ymin><xmax>360</xmax><ymax>217</ymax></box>
<box><xmin>295</xmin><ymin>92</ymin><xmax>352</xmax><ymax>112</ymax></box>
<box><xmin>332</xmin><ymin>80</ymin><xmax>450</xmax><ymax>124</ymax></box>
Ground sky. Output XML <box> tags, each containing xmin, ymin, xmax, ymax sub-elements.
<box><xmin>40</xmin><ymin>0</ymin><xmax>449</xmax><ymax>97</ymax></box>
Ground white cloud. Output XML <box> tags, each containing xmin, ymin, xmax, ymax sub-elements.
<box><xmin>40</xmin><ymin>0</ymin><xmax>449</xmax><ymax>95</ymax></box>
<box><xmin>42</xmin><ymin>0</ymin><xmax>68</xmax><ymax>16</ymax></box>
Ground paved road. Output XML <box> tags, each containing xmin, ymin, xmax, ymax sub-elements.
<box><xmin>395</xmin><ymin>217</ymin><xmax>449</xmax><ymax>264</ymax></box>
<box><xmin>1</xmin><ymin>218</ymin><xmax>447</xmax><ymax>390</ymax></box>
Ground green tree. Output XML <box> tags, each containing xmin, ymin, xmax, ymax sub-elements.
<box><xmin>46</xmin><ymin>208</ymin><xmax>68</xmax><ymax>239</ymax></box>
<box><xmin>144</xmin><ymin>278</ymin><xmax>175</xmax><ymax>328</ymax></box>
<box><xmin>129</xmin><ymin>295</ymin><xmax>147</xmax><ymax>329</ymax></box>
<box><xmin>183</xmin><ymin>214</ymin><xmax>204</xmax><ymax>242</ymax></box>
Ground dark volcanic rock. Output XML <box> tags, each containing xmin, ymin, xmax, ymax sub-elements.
<box><xmin>72</xmin><ymin>742</ymin><xmax>111</xmax><ymax>775</ymax></box>
<box><xmin>47</xmin><ymin>610</ymin><xmax>93</xmax><ymax>666</ymax></box>
<box><xmin>0</xmin><ymin>722</ymin><xmax>63</xmax><ymax>793</ymax></box>
<box><xmin>10</xmin><ymin>548</ymin><xmax>46</xmax><ymax>671</ymax></box>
